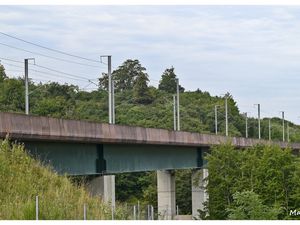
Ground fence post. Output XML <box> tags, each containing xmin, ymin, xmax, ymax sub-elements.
<box><xmin>133</xmin><ymin>205</ymin><xmax>136</xmax><ymax>220</ymax></box>
<box><xmin>83</xmin><ymin>203</ymin><xmax>87</xmax><ymax>220</ymax></box>
<box><xmin>137</xmin><ymin>201</ymin><xmax>140</xmax><ymax>220</ymax></box>
<box><xmin>35</xmin><ymin>196</ymin><xmax>39</xmax><ymax>220</ymax></box>
<box><xmin>151</xmin><ymin>205</ymin><xmax>154</xmax><ymax>220</ymax></box>
<box><xmin>111</xmin><ymin>204</ymin><xmax>114</xmax><ymax>220</ymax></box>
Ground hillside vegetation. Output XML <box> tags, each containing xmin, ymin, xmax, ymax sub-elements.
<box><xmin>0</xmin><ymin>138</ymin><xmax>128</xmax><ymax>220</ymax></box>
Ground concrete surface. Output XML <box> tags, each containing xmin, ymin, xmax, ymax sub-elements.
<box><xmin>0</xmin><ymin>112</ymin><xmax>299</xmax><ymax>149</ymax></box>
<box><xmin>192</xmin><ymin>169</ymin><xmax>209</xmax><ymax>219</ymax></box>
<box><xmin>174</xmin><ymin>215</ymin><xmax>193</xmax><ymax>220</ymax></box>
<box><xmin>157</xmin><ymin>170</ymin><xmax>176</xmax><ymax>220</ymax></box>
<box><xmin>86</xmin><ymin>175</ymin><xmax>115</xmax><ymax>207</ymax></box>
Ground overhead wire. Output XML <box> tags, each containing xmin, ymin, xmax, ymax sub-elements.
<box><xmin>0</xmin><ymin>57</ymin><xmax>23</xmax><ymax>64</ymax></box>
<box><xmin>0</xmin><ymin>31</ymin><xmax>104</xmax><ymax>64</ymax></box>
<box><xmin>0</xmin><ymin>42</ymin><xmax>104</xmax><ymax>68</ymax></box>
<box><xmin>80</xmin><ymin>82</ymin><xmax>94</xmax><ymax>91</ymax></box>
<box><xmin>0</xmin><ymin>56</ymin><xmax>156</xmax><ymax>88</ymax></box>
<box><xmin>0</xmin><ymin>60</ymin><xmax>97</xmax><ymax>83</ymax></box>
<box><xmin>31</xmin><ymin>78</ymin><xmax>52</xmax><ymax>83</ymax></box>
<box><xmin>32</xmin><ymin>63</ymin><xmax>93</xmax><ymax>81</ymax></box>
<box><xmin>0</xmin><ymin>62</ymin><xmax>23</xmax><ymax>69</ymax></box>
<box><xmin>30</xmin><ymin>69</ymin><xmax>88</xmax><ymax>82</ymax></box>
<box><xmin>4</xmin><ymin>69</ymin><xmax>23</xmax><ymax>73</ymax></box>
<box><xmin>0</xmin><ymin>57</ymin><xmax>98</xmax><ymax>82</ymax></box>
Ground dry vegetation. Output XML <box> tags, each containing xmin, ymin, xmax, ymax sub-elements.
<box><xmin>0</xmin><ymin>138</ymin><xmax>128</xmax><ymax>220</ymax></box>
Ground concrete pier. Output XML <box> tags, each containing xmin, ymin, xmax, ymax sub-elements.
<box><xmin>157</xmin><ymin>170</ymin><xmax>176</xmax><ymax>220</ymax></box>
<box><xmin>87</xmin><ymin>175</ymin><xmax>115</xmax><ymax>207</ymax></box>
<box><xmin>191</xmin><ymin>168</ymin><xmax>208</xmax><ymax>219</ymax></box>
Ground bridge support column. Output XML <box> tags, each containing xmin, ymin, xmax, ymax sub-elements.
<box><xmin>157</xmin><ymin>170</ymin><xmax>176</xmax><ymax>220</ymax></box>
<box><xmin>87</xmin><ymin>175</ymin><xmax>115</xmax><ymax>207</ymax></box>
<box><xmin>192</xmin><ymin>168</ymin><xmax>208</xmax><ymax>219</ymax></box>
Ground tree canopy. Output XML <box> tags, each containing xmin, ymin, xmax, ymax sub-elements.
<box><xmin>204</xmin><ymin>143</ymin><xmax>299</xmax><ymax>220</ymax></box>
<box><xmin>0</xmin><ymin>64</ymin><xmax>7</xmax><ymax>82</ymax></box>
<box><xmin>99</xmin><ymin>59</ymin><xmax>149</xmax><ymax>92</ymax></box>
<box><xmin>133</xmin><ymin>72</ymin><xmax>153</xmax><ymax>104</ymax></box>
<box><xmin>158</xmin><ymin>67</ymin><xmax>184</xmax><ymax>93</ymax></box>
<box><xmin>226</xmin><ymin>191</ymin><xmax>281</xmax><ymax>220</ymax></box>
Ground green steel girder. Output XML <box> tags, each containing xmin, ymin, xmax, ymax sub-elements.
<box><xmin>24</xmin><ymin>141</ymin><xmax>207</xmax><ymax>175</ymax></box>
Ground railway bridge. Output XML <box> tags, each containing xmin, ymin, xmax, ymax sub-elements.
<box><xmin>1</xmin><ymin>112</ymin><xmax>299</xmax><ymax>219</ymax></box>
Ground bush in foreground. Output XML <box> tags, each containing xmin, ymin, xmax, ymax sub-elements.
<box><xmin>203</xmin><ymin>143</ymin><xmax>300</xmax><ymax>220</ymax></box>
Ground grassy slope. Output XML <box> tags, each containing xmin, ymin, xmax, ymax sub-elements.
<box><xmin>0</xmin><ymin>138</ymin><xmax>128</xmax><ymax>220</ymax></box>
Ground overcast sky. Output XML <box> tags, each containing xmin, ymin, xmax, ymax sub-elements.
<box><xmin>1</xmin><ymin>5</ymin><xmax>300</xmax><ymax>123</ymax></box>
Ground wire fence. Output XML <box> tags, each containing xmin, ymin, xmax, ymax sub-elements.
<box><xmin>122</xmin><ymin>203</ymin><xmax>155</xmax><ymax>220</ymax></box>
<box><xmin>33</xmin><ymin>195</ymin><xmax>159</xmax><ymax>220</ymax></box>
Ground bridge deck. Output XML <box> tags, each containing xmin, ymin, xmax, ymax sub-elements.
<box><xmin>0</xmin><ymin>112</ymin><xmax>299</xmax><ymax>150</ymax></box>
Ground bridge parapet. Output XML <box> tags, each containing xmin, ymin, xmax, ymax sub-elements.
<box><xmin>0</xmin><ymin>112</ymin><xmax>299</xmax><ymax>150</ymax></box>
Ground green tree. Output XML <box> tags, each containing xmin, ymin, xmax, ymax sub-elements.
<box><xmin>43</xmin><ymin>82</ymin><xmax>78</xmax><ymax>100</ymax></box>
<box><xmin>0</xmin><ymin>78</ymin><xmax>24</xmax><ymax>112</ymax></box>
<box><xmin>290</xmin><ymin>157</ymin><xmax>300</xmax><ymax>215</ymax></box>
<box><xmin>226</xmin><ymin>191</ymin><xmax>281</xmax><ymax>220</ymax></box>
<box><xmin>204</xmin><ymin>143</ymin><xmax>241</xmax><ymax>219</ymax></box>
<box><xmin>99</xmin><ymin>59</ymin><xmax>148</xmax><ymax>92</ymax></box>
<box><xmin>98</xmin><ymin>72</ymin><xmax>109</xmax><ymax>90</ymax></box>
<box><xmin>133</xmin><ymin>72</ymin><xmax>153</xmax><ymax>104</ymax></box>
<box><xmin>116</xmin><ymin>172</ymin><xmax>153</xmax><ymax>203</ymax></box>
<box><xmin>0</xmin><ymin>64</ymin><xmax>7</xmax><ymax>82</ymax></box>
<box><xmin>175</xmin><ymin>170</ymin><xmax>192</xmax><ymax>214</ymax></box>
<box><xmin>158</xmin><ymin>67</ymin><xmax>184</xmax><ymax>93</ymax></box>
<box><xmin>204</xmin><ymin>143</ymin><xmax>298</xmax><ymax>220</ymax></box>
<box><xmin>142</xmin><ymin>172</ymin><xmax>157</xmax><ymax>211</ymax></box>
<box><xmin>31</xmin><ymin>96</ymin><xmax>71</xmax><ymax>117</ymax></box>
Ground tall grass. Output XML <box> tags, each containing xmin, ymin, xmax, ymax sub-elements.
<box><xmin>0</xmin><ymin>138</ymin><xmax>128</xmax><ymax>220</ymax></box>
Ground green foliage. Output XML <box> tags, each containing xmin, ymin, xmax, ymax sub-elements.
<box><xmin>42</xmin><ymin>82</ymin><xmax>78</xmax><ymax>100</ymax></box>
<box><xmin>0</xmin><ymin>78</ymin><xmax>24</xmax><ymax>112</ymax></box>
<box><xmin>0</xmin><ymin>64</ymin><xmax>7</xmax><ymax>82</ymax></box>
<box><xmin>205</xmin><ymin>143</ymin><xmax>299</xmax><ymax>220</ymax></box>
<box><xmin>31</xmin><ymin>96</ymin><xmax>71</xmax><ymax>117</ymax></box>
<box><xmin>175</xmin><ymin>170</ymin><xmax>192</xmax><ymax>214</ymax></box>
<box><xmin>205</xmin><ymin>143</ymin><xmax>240</xmax><ymax>219</ymax></box>
<box><xmin>141</xmin><ymin>171</ymin><xmax>157</xmax><ymax>208</ymax></box>
<box><xmin>99</xmin><ymin>59</ymin><xmax>149</xmax><ymax>93</ymax></box>
<box><xmin>158</xmin><ymin>67</ymin><xmax>184</xmax><ymax>93</ymax></box>
<box><xmin>116</xmin><ymin>172</ymin><xmax>153</xmax><ymax>203</ymax></box>
<box><xmin>98</xmin><ymin>72</ymin><xmax>109</xmax><ymax>90</ymax></box>
<box><xmin>0</xmin><ymin>138</ymin><xmax>129</xmax><ymax>219</ymax></box>
<box><xmin>99</xmin><ymin>59</ymin><xmax>154</xmax><ymax>104</ymax></box>
<box><xmin>133</xmin><ymin>72</ymin><xmax>153</xmax><ymax>104</ymax></box>
<box><xmin>226</xmin><ymin>191</ymin><xmax>281</xmax><ymax>220</ymax></box>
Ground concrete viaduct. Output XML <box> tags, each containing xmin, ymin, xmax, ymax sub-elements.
<box><xmin>1</xmin><ymin>112</ymin><xmax>299</xmax><ymax>219</ymax></box>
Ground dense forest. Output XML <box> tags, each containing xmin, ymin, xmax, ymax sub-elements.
<box><xmin>1</xmin><ymin>59</ymin><xmax>299</xmax><ymax>219</ymax></box>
